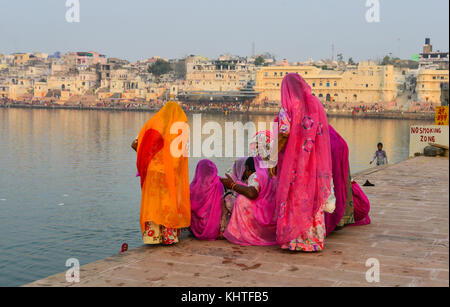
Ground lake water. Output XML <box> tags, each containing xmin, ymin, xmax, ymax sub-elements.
<box><xmin>0</xmin><ymin>108</ymin><xmax>432</xmax><ymax>286</ymax></box>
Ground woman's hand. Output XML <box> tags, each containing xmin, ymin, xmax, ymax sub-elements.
<box><xmin>268</xmin><ymin>166</ymin><xmax>277</xmax><ymax>178</ymax></box>
<box><xmin>131</xmin><ymin>138</ymin><xmax>138</xmax><ymax>152</ymax></box>
<box><xmin>220</xmin><ymin>174</ymin><xmax>235</xmax><ymax>190</ymax></box>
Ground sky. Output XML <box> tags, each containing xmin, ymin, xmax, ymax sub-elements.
<box><xmin>0</xmin><ymin>0</ymin><xmax>448</xmax><ymax>62</ymax></box>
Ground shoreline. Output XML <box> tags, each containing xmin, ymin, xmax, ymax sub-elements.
<box><xmin>0</xmin><ymin>103</ymin><xmax>436</xmax><ymax>121</ymax></box>
<box><xmin>24</xmin><ymin>157</ymin><xmax>449</xmax><ymax>287</ymax></box>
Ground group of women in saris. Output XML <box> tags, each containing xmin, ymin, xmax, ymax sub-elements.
<box><xmin>133</xmin><ymin>74</ymin><xmax>371</xmax><ymax>252</ymax></box>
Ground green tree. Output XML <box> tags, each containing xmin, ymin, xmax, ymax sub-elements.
<box><xmin>348</xmin><ymin>57</ymin><xmax>355</xmax><ymax>65</ymax></box>
<box><xmin>148</xmin><ymin>59</ymin><xmax>172</xmax><ymax>78</ymax></box>
<box><xmin>337</xmin><ymin>53</ymin><xmax>344</xmax><ymax>62</ymax></box>
<box><xmin>381</xmin><ymin>55</ymin><xmax>391</xmax><ymax>65</ymax></box>
<box><xmin>254</xmin><ymin>56</ymin><xmax>265</xmax><ymax>66</ymax></box>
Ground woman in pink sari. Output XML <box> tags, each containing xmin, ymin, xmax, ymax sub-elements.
<box><xmin>273</xmin><ymin>73</ymin><xmax>333</xmax><ymax>252</ymax></box>
<box><xmin>221</xmin><ymin>157</ymin><xmax>277</xmax><ymax>246</ymax></box>
<box><xmin>190</xmin><ymin>159</ymin><xmax>224</xmax><ymax>241</ymax></box>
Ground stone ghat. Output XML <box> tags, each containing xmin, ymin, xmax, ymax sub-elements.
<box><xmin>25</xmin><ymin>156</ymin><xmax>449</xmax><ymax>287</ymax></box>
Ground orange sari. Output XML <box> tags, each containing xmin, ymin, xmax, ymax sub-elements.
<box><xmin>137</xmin><ymin>101</ymin><xmax>190</xmax><ymax>241</ymax></box>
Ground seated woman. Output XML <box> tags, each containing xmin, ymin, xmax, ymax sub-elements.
<box><xmin>221</xmin><ymin>157</ymin><xmax>247</xmax><ymax>237</ymax></box>
<box><xmin>220</xmin><ymin>157</ymin><xmax>277</xmax><ymax>246</ymax></box>
<box><xmin>351</xmin><ymin>181</ymin><xmax>371</xmax><ymax>227</ymax></box>
<box><xmin>190</xmin><ymin>159</ymin><xmax>224</xmax><ymax>241</ymax></box>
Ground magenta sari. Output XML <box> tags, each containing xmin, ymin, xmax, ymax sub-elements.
<box><xmin>351</xmin><ymin>181</ymin><xmax>371</xmax><ymax>226</ymax></box>
<box><xmin>325</xmin><ymin>125</ymin><xmax>351</xmax><ymax>236</ymax></box>
<box><xmin>224</xmin><ymin>156</ymin><xmax>277</xmax><ymax>246</ymax></box>
<box><xmin>276</xmin><ymin>74</ymin><xmax>332</xmax><ymax>245</ymax></box>
<box><xmin>190</xmin><ymin>159</ymin><xmax>224</xmax><ymax>241</ymax></box>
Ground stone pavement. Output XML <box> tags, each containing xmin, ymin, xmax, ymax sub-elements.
<box><xmin>26</xmin><ymin>157</ymin><xmax>449</xmax><ymax>287</ymax></box>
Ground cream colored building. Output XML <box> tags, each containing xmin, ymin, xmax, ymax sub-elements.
<box><xmin>186</xmin><ymin>56</ymin><xmax>254</xmax><ymax>92</ymax></box>
<box><xmin>13</xmin><ymin>53</ymin><xmax>31</xmax><ymax>66</ymax></box>
<box><xmin>33</xmin><ymin>81</ymin><xmax>48</xmax><ymax>98</ymax></box>
<box><xmin>254</xmin><ymin>61</ymin><xmax>397</xmax><ymax>106</ymax></box>
<box><xmin>416</xmin><ymin>69</ymin><xmax>449</xmax><ymax>104</ymax></box>
<box><xmin>46</xmin><ymin>70</ymin><xmax>98</xmax><ymax>96</ymax></box>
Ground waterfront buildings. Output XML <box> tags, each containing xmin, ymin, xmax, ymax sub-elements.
<box><xmin>253</xmin><ymin>61</ymin><xmax>397</xmax><ymax>107</ymax></box>
<box><xmin>0</xmin><ymin>42</ymin><xmax>448</xmax><ymax>108</ymax></box>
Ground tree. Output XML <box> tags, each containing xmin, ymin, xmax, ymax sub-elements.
<box><xmin>254</xmin><ymin>56</ymin><xmax>265</xmax><ymax>66</ymax></box>
<box><xmin>148</xmin><ymin>59</ymin><xmax>172</xmax><ymax>78</ymax></box>
<box><xmin>381</xmin><ymin>55</ymin><xmax>400</xmax><ymax>66</ymax></box>
<box><xmin>337</xmin><ymin>53</ymin><xmax>344</xmax><ymax>62</ymax></box>
<box><xmin>348</xmin><ymin>57</ymin><xmax>355</xmax><ymax>65</ymax></box>
<box><xmin>381</xmin><ymin>55</ymin><xmax>391</xmax><ymax>65</ymax></box>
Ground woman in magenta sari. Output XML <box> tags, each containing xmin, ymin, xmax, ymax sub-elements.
<box><xmin>326</xmin><ymin>125</ymin><xmax>355</xmax><ymax>235</ymax></box>
<box><xmin>190</xmin><ymin>159</ymin><xmax>224</xmax><ymax>241</ymax></box>
<box><xmin>326</xmin><ymin>125</ymin><xmax>371</xmax><ymax>236</ymax></box>
<box><xmin>221</xmin><ymin>157</ymin><xmax>277</xmax><ymax>246</ymax></box>
<box><xmin>273</xmin><ymin>73</ymin><xmax>333</xmax><ymax>252</ymax></box>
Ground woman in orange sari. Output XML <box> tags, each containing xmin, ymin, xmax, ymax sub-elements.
<box><xmin>132</xmin><ymin>101</ymin><xmax>190</xmax><ymax>245</ymax></box>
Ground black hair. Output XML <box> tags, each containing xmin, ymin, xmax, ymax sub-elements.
<box><xmin>245</xmin><ymin>157</ymin><xmax>256</xmax><ymax>173</ymax></box>
<box><xmin>377</xmin><ymin>143</ymin><xmax>383</xmax><ymax>148</ymax></box>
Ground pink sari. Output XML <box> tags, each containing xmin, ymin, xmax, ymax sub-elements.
<box><xmin>351</xmin><ymin>182</ymin><xmax>371</xmax><ymax>226</ymax></box>
<box><xmin>325</xmin><ymin>125</ymin><xmax>350</xmax><ymax>235</ymax></box>
<box><xmin>276</xmin><ymin>74</ymin><xmax>332</xmax><ymax>245</ymax></box>
<box><xmin>224</xmin><ymin>157</ymin><xmax>277</xmax><ymax>246</ymax></box>
<box><xmin>190</xmin><ymin>159</ymin><xmax>224</xmax><ymax>241</ymax></box>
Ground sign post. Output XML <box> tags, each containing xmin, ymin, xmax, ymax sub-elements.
<box><xmin>435</xmin><ymin>106</ymin><xmax>449</xmax><ymax>126</ymax></box>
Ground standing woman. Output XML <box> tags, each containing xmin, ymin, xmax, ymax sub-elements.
<box><xmin>325</xmin><ymin>125</ymin><xmax>355</xmax><ymax>236</ymax></box>
<box><xmin>273</xmin><ymin>74</ymin><xmax>333</xmax><ymax>252</ymax></box>
<box><xmin>133</xmin><ymin>101</ymin><xmax>190</xmax><ymax>245</ymax></box>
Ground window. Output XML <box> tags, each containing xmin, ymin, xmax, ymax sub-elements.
<box><xmin>312</xmin><ymin>83</ymin><xmax>316</xmax><ymax>87</ymax></box>
<box><xmin>326</xmin><ymin>82</ymin><xmax>330</xmax><ymax>87</ymax></box>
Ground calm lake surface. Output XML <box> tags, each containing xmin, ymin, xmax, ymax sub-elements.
<box><xmin>0</xmin><ymin>108</ymin><xmax>432</xmax><ymax>286</ymax></box>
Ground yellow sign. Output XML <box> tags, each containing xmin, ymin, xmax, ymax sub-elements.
<box><xmin>435</xmin><ymin>106</ymin><xmax>449</xmax><ymax>126</ymax></box>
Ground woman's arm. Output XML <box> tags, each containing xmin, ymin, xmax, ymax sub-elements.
<box><xmin>220</xmin><ymin>174</ymin><xmax>259</xmax><ymax>200</ymax></box>
<box><xmin>233</xmin><ymin>184</ymin><xmax>259</xmax><ymax>200</ymax></box>
<box><xmin>277</xmin><ymin>132</ymin><xmax>290</xmax><ymax>154</ymax></box>
<box><xmin>268</xmin><ymin>132</ymin><xmax>289</xmax><ymax>177</ymax></box>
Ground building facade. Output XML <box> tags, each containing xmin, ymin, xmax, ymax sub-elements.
<box><xmin>185</xmin><ymin>56</ymin><xmax>254</xmax><ymax>92</ymax></box>
<box><xmin>254</xmin><ymin>61</ymin><xmax>396</xmax><ymax>106</ymax></box>
<box><xmin>416</xmin><ymin>69</ymin><xmax>449</xmax><ymax>104</ymax></box>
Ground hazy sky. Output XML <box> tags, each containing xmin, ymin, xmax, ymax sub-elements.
<box><xmin>0</xmin><ymin>0</ymin><xmax>448</xmax><ymax>62</ymax></box>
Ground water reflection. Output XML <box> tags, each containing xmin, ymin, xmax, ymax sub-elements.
<box><xmin>0</xmin><ymin>108</ymin><xmax>432</xmax><ymax>286</ymax></box>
